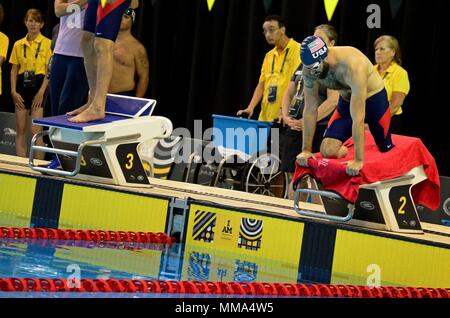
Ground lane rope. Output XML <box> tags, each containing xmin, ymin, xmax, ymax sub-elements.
<box><xmin>0</xmin><ymin>278</ymin><xmax>448</xmax><ymax>297</ymax></box>
<box><xmin>0</xmin><ymin>227</ymin><xmax>175</xmax><ymax>245</ymax></box>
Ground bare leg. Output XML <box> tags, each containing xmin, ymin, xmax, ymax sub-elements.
<box><xmin>67</xmin><ymin>32</ymin><xmax>97</xmax><ymax>116</ymax></box>
<box><xmin>289</xmin><ymin>175</ymin><xmax>324</xmax><ymax>205</ymax></box>
<box><xmin>15</xmin><ymin>108</ymin><xmax>29</xmax><ymax>157</ymax></box>
<box><xmin>31</xmin><ymin>107</ymin><xmax>45</xmax><ymax>160</ymax></box>
<box><xmin>286</xmin><ymin>173</ymin><xmax>295</xmax><ymax>200</ymax></box>
<box><xmin>69</xmin><ymin>37</ymin><xmax>114</xmax><ymax>123</ymax></box>
<box><xmin>290</xmin><ymin>176</ymin><xmax>310</xmax><ymax>202</ymax></box>
<box><xmin>287</xmin><ymin>181</ymin><xmax>295</xmax><ymax>200</ymax></box>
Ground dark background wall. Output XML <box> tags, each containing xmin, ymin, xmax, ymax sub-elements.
<box><xmin>0</xmin><ymin>0</ymin><xmax>449</xmax><ymax>175</ymax></box>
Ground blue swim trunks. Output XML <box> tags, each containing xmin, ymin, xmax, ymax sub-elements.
<box><xmin>84</xmin><ymin>0</ymin><xmax>131</xmax><ymax>41</ymax></box>
<box><xmin>324</xmin><ymin>88</ymin><xmax>394</xmax><ymax>152</ymax></box>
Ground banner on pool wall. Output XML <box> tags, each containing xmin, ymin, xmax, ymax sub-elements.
<box><xmin>186</xmin><ymin>204</ymin><xmax>304</xmax><ymax>264</ymax></box>
<box><xmin>181</xmin><ymin>245</ymin><xmax>299</xmax><ymax>283</ymax></box>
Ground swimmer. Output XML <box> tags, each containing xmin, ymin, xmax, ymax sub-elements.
<box><xmin>296</xmin><ymin>36</ymin><xmax>394</xmax><ymax>176</ymax></box>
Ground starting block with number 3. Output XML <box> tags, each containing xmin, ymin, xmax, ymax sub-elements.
<box><xmin>29</xmin><ymin>94</ymin><xmax>173</xmax><ymax>187</ymax></box>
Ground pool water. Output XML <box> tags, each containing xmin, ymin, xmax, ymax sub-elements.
<box><xmin>0</xmin><ymin>208</ymin><xmax>321</xmax><ymax>296</ymax></box>
<box><xmin>0</xmin><ymin>209</ymin><xmax>309</xmax><ymax>297</ymax></box>
<box><xmin>0</xmin><ymin>235</ymin><xmax>310</xmax><ymax>298</ymax></box>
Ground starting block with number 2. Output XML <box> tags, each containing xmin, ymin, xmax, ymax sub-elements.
<box><xmin>292</xmin><ymin>133</ymin><xmax>441</xmax><ymax>234</ymax></box>
<box><xmin>294</xmin><ymin>166</ymin><xmax>427</xmax><ymax>233</ymax></box>
<box><xmin>29</xmin><ymin>94</ymin><xmax>173</xmax><ymax>187</ymax></box>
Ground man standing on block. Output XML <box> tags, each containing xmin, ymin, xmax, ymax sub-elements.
<box><xmin>68</xmin><ymin>0</ymin><xmax>139</xmax><ymax>123</ymax></box>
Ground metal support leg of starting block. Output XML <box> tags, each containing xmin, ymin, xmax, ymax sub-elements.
<box><xmin>293</xmin><ymin>166</ymin><xmax>427</xmax><ymax>233</ymax></box>
<box><xmin>29</xmin><ymin>130</ymin><xmax>140</xmax><ymax>177</ymax></box>
<box><xmin>294</xmin><ymin>188</ymin><xmax>355</xmax><ymax>222</ymax></box>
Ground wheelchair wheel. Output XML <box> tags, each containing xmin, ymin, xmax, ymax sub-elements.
<box><xmin>194</xmin><ymin>162</ymin><xmax>246</xmax><ymax>190</ymax></box>
<box><xmin>243</xmin><ymin>154</ymin><xmax>287</xmax><ymax>198</ymax></box>
<box><xmin>193</xmin><ymin>162</ymin><xmax>218</xmax><ymax>187</ymax></box>
<box><xmin>213</xmin><ymin>165</ymin><xmax>243</xmax><ymax>190</ymax></box>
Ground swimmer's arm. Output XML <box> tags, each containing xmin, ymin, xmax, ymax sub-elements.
<box><xmin>348</xmin><ymin>63</ymin><xmax>367</xmax><ymax>163</ymax></box>
<box><xmin>54</xmin><ymin>0</ymin><xmax>88</xmax><ymax>17</ymax></box>
<box><xmin>302</xmin><ymin>78</ymin><xmax>320</xmax><ymax>152</ymax></box>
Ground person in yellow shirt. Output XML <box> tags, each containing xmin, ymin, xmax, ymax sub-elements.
<box><xmin>374</xmin><ymin>35</ymin><xmax>410</xmax><ymax>131</ymax></box>
<box><xmin>0</xmin><ymin>3</ymin><xmax>9</xmax><ymax>96</ymax></box>
<box><xmin>9</xmin><ymin>9</ymin><xmax>52</xmax><ymax>158</ymax></box>
<box><xmin>237</xmin><ymin>15</ymin><xmax>301</xmax><ymax>122</ymax></box>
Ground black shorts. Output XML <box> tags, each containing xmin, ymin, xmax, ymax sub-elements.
<box><xmin>16</xmin><ymin>74</ymin><xmax>45</xmax><ymax>109</ymax></box>
<box><xmin>280</xmin><ymin>123</ymin><xmax>328</xmax><ymax>173</ymax></box>
<box><xmin>280</xmin><ymin>128</ymin><xmax>302</xmax><ymax>173</ymax></box>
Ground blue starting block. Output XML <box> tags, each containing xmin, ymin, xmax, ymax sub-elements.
<box><xmin>29</xmin><ymin>94</ymin><xmax>173</xmax><ymax>187</ymax></box>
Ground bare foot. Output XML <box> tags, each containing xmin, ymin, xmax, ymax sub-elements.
<box><xmin>68</xmin><ymin>106</ymin><xmax>105</xmax><ymax>123</ymax></box>
<box><xmin>67</xmin><ymin>104</ymin><xmax>90</xmax><ymax>116</ymax></box>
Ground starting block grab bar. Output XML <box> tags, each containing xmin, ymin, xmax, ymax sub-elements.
<box><xmin>294</xmin><ymin>188</ymin><xmax>355</xmax><ymax>222</ymax></box>
<box><xmin>29</xmin><ymin>131</ymin><xmax>141</xmax><ymax>177</ymax></box>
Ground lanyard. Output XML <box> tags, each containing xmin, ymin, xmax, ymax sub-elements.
<box><xmin>271</xmin><ymin>48</ymin><xmax>289</xmax><ymax>75</ymax></box>
<box><xmin>296</xmin><ymin>79</ymin><xmax>302</xmax><ymax>95</ymax></box>
<box><xmin>24</xmin><ymin>42</ymin><xmax>41</xmax><ymax>60</ymax></box>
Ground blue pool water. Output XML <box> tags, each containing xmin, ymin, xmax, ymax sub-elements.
<box><xmin>0</xmin><ymin>236</ymin><xmax>308</xmax><ymax>298</ymax></box>
<box><xmin>0</xmin><ymin>211</ymin><xmax>310</xmax><ymax>298</ymax></box>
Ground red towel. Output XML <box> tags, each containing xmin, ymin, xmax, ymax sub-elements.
<box><xmin>292</xmin><ymin>132</ymin><xmax>441</xmax><ymax>210</ymax></box>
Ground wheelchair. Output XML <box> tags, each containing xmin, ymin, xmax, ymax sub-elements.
<box><xmin>140</xmin><ymin>115</ymin><xmax>288</xmax><ymax>198</ymax></box>
<box><xmin>189</xmin><ymin>115</ymin><xmax>288</xmax><ymax>198</ymax></box>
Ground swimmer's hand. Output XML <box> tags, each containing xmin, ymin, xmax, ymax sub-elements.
<box><xmin>296</xmin><ymin>151</ymin><xmax>316</xmax><ymax>167</ymax></box>
<box><xmin>343</xmin><ymin>159</ymin><xmax>363</xmax><ymax>176</ymax></box>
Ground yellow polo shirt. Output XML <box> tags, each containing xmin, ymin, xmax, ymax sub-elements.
<box><xmin>258</xmin><ymin>38</ymin><xmax>301</xmax><ymax>122</ymax></box>
<box><xmin>0</xmin><ymin>32</ymin><xmax>9</xmax><ymax>95</ymax></box>
<box><xmin>9</xmin><ymin>33</ymin><xmax>52</xmax><ymax>76</ymax></box>
<box><xmin>375</xmin><ymin>62</ymin><xmax>410</xmax><ymax>115</ymax></box>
